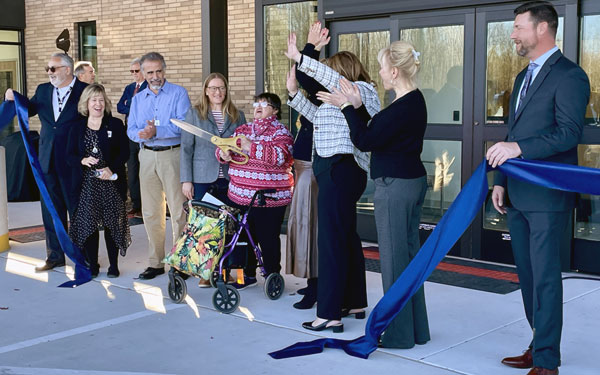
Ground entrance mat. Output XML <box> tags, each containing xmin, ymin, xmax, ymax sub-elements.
<box><xmin>8</xmin><ymin>216</ymin><xmax>144</xmax><ymax>243</ymax></box>
<box><xmin>363</xmin><ymin>247</ymin><xmax>520</xmax><ymax>295</ymax></box>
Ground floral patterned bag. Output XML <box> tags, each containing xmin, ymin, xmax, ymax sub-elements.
<box><xmin>163</xmin><ymin>205</ymin><xmax>227</xmax><ymax>280</ymax></box>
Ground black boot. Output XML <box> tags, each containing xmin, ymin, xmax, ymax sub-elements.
<box><xmin>293</xmin><ymin>278</ymin><xmax>317</xmax><ymax>309</ymax></box>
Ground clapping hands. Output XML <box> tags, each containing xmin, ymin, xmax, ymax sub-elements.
<box><xmin>316</xmin><ymin>77</ymin><xmax>363</xmax><ymax>109</ymax></box>
<box><xmin>307</xmin><ymin>21</ymin><xmax>330</xmax><ymax>51</ymax></box>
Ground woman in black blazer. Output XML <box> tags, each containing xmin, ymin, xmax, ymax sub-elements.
<box><xmin>318</xmin><ymin>40</ymin><xmax>430</xmax><ymax>348</ymax></box>
<box><xmin>67</xmin><ymin>84</ymin><xmax>131</xmax><ymax>278</ymax></box>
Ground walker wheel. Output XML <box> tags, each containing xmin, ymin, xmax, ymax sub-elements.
<box><xmin>168</xmin><ymin>274</ymin><xmax>187</xmax><ymax>303</ymax></box>
<box><xmin>210</xmin><ymin>270</ymin><xmax>220</xmax><ymax>288</ymax></box>
<box><xmin>264</xmin><ymin>273</ymin><xmax>285</xmax><ymax>300</ymax></box>
<box><xmin>212</xmin><ymin>285</ymin><xmax>240</xmax><ymax>313</ymax></box>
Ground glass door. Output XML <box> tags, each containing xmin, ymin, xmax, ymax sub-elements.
<box><xmin>329</xmin><ymin>18</ymin><xmax>391</xmax><ymax>241</ymax></box>
<box><xmin>473</xmin><ymin>3</ymin><xmax>567</xmax><ymax>265</ymax></box>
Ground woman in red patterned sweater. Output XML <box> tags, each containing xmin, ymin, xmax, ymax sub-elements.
<box><xmin>216</xmin><ymin>92</ymin><xmax>294</xmax><ymax>289</ymax></box>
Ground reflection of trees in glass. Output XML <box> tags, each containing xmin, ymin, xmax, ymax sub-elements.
<box><xmin>486</xmin><ymin>19</ymin><xmax>563</xmax><ymax>123</ymax></box>
<box><xmin>264</xmin><ymin>2</ymin><xmax>318</xmax><ymax>128</ymax></box>
<box><xmin>339</xmin><ymin>31</ymin><xmax>390</xmax><ymax>106</ymax></box>
<box><xmin>581</xmin><ymin>15</ymin><xmax>600</xmax><ymax>125</ymax></box>
<box><xmin>401</xmin><ymin>26</ymin><xmax>464</xmax><ymax>124</ymax></box>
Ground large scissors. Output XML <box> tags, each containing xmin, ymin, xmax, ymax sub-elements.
<box><xmin>171</xmin><ymin>119</ymin><xmax>249</xmax><ymax>165</ymax></box>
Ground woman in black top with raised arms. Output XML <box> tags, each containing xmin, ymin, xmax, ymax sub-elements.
<box><xmin>318</xmin><ymin>40</ymin><xmax>430</xmax><ymax>349</ymax></box>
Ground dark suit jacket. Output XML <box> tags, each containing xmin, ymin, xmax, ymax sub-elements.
<box><xmin>117</xmin><ymin>81</ymin><xmax>148</xmax><ymax>117</ymax></box>
<box><xmin>28</xmin><ymin>79</ymin><xmax>88</xmax><ymax>175</ymax></box>
<box><xmin>65</xmin><ymin>115</ymin><xmax>130</xmax><ymax>201</ymax></box>
<box><xmin>495</xmin><ymin>50</ymin><xmax>590</xmax><ymax>211</ymax></box>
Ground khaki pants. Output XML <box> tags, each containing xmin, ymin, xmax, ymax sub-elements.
<box><xmin>139</xmin><ymin>147</ymin><xmax>186</xmax><ymax>268</ymax></box>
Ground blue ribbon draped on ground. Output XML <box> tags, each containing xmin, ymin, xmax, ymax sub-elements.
<box><xmin>0</xmin><ymin>92</ymin><xmax>91</xmax><ymax>287</ymax></box>
<box><xmin>269</xmin><ymin>157</ymin><xmax>600</xmax><ymax>360</ymax></box>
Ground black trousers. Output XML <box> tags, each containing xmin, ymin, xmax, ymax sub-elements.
<box><xmin>314</xmin><ymin>154</ymin><xmax>367</xmax><ymax>320</ymax></box>
<box><xmin>127</xmin><ymin>139</ymin><xmax>141</xmax><ymax>211</ymax></box>
<box><xmin>243</xmin><ymin>205</ymin><xmax>287</xmax><ymax>278</ymax></box>
<box><xmin>83</xmin><ymin>228</ymin><xmax>119</xmax><ymax>273</ymax></box>
<box><xmin>40</xmin><ymin>169</ymin><xmax>78</xmax><ymax>263</ymax></box>
<box><xmin>507</xmin><ymin>208</ymin><xmax>570</xmax><ymax>369</ymax></box>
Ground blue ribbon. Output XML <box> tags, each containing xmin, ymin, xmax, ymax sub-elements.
<box><xmin>269</xmin><ymin>158</ymin><xmax>600</xmax><ymax>359</ymax></box>
<box><xmin>0</xmin><ymin>92</ymin><xmax>91</xmax><ymax>287</ymax></box>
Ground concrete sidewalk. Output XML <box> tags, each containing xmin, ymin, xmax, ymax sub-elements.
<box><xmin>1</xmin><ymin>201</ymin><xmax>599</xmax><ymax>375</ymax></box>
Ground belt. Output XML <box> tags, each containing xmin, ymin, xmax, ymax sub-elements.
<box><xmin>143</xmin><ymin>144</ymin><xmax>180</xmax><ymax>152</ymax></box>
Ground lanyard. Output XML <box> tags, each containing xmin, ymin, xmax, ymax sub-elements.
<box><xmin>56</xmin><ymin>86</ymin><xmax>73</xmax><ymax>114</ymax></box>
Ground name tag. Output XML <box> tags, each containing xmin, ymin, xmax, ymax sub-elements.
<box><xmin>107</xmin><ymin>130</ymin><xmax>112</xmax><ymax>138</ymax></box>
<box><xmin>154</xmin><ymin>119</ymin><xmax>160</xmax><ymax>126</ymax></box>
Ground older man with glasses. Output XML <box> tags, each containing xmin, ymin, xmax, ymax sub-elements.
<box><xmin>117</xmin><ymin>58</ymin><xmax>147</xmax><ymax>218</ymax></box>
<box><xmin>74</xmin><ymin>61</ymin><xmax>96</xmax><ymax>84</ymax></box>
<box><xmin>127</xmin><ymin>52</ymin><xmax>191</xmax><ymax>280</ymax></box>
<box><xmin>4</xmin><ymin>52</ymin><xmax>88</xmax><ymax>271</ymax></box>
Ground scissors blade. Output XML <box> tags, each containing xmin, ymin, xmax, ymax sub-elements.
<box><xmin>171</xmin><ymin>119</ymin><xmax>215</xmax><ymax>142</ymax></box>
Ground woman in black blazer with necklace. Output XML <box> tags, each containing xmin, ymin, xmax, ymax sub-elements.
<box><xmin>67</xmin><ymin>84</ymin><xmax>131</xmax><ymax>278</ymax></box>
<box><xmin>318</xmin><ymin>40</ymin><xmax>430</xmax><ymax>348</ymax></box>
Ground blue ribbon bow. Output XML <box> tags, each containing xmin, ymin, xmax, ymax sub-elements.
<box><xmin>269</xmin><ymin>157</ymin><xmax>600</xmax><ymax>359</ymax></box>
<box><xmin>0</xmin><ymin>92</ymin><xmax>91</xmax><ymax>287</ymax></box>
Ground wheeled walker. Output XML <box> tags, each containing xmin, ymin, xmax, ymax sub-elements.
<box><xmin>165</xmin><ymin>189</ymin><xmax>285</xmax><ymax>313</ymax></box>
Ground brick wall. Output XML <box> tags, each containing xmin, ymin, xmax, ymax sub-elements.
<box><xmin>23</xmin><ymin>0</ymin><xmax>258</xmax><ymax>131</ymax></box>
<box><xmin>227</xmin><ymin>0</ymin><xmax>256</xmax><ymax>120</ymax></box>
<box><xmin>24</xmin><ymin>0</ymin><xmax>205</xmax><ymax>130</ymax></box>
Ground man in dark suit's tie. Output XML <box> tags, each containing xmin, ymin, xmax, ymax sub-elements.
<box><xmin>4</xmin><ymin>53</ymin><xmax>88</xmax><ymax>271</ymax></box>
<box><xmin>487</xmin><ymin>2</ymin><xmax>590</xmax><ymax>375</ymax></box>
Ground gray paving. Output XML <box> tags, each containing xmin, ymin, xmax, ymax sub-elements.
<box><xmin>1</xmin><ymin>201</ymin><xmax>599</xmax><ymax>374</ymax></box>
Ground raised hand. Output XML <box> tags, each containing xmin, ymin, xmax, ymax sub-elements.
<box><xmin>284</xmin><ymin>33</ymin><xmax>301</xmax><ymax>62</ymax></box>
<box><xmin>315</xmin><ymin>27</ymin><xmax>331</xmax><ymax>51</ymax></box>
<box><xmin>339</xmin><ymin>77</ymin><xmax>362</xmax><ymax>108</ymax></box>
<box><xmin>286</xmin><ymin>67</ymin><xmax>298</xmax><ymax>96</ymax></box>
<box><xmin>307</xmin><ymin>21</ymin><xmax>322</xmax><ymax>46</ymax></box>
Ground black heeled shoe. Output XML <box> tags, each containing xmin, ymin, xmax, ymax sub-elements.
<box><xmin>341</xmin><ymin>308</ymin><xmax>366</xmax><ymax>319</ymax></box>
<box><xmin>293</xmin><ymin>294</ymin><xmax>316</xmax><ymax>309</ymax></box>
<box><xmin>302</xmin><ymin>320</ymin><xmax>344</xmax><ymax>333</ymax></box>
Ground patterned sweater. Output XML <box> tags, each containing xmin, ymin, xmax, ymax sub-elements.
<box><xmin>216</xmin><ymin>115</ymin><xmax>294</xmax><ymax>207</ymax></box>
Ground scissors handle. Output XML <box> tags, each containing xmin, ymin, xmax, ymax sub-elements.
<box><xmin>212</xmin><ymin>136</ymin><xmax>249</xmax><ymax>165</ymax></box>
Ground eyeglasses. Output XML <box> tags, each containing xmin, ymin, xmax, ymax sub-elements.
<box><xmin>207</xmin><ymin>86</ymin><xmax>226</xmax><ymax>93</ymax></box>
<box><xmin>253</xmin><ymin>101</ymin><xmax>273</xmax><ymax>108</ymax></box>
<box><xmin>45</xmin><ymin>66</ymin><xmax>66</xmax><ymax>73</ymax></box>
<box><xmin>130</xmin><ymin>69</ymin><xmax>140</xmax><ymax>73</ymax></box>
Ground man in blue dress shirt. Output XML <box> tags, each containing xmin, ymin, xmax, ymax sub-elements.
<box><xmin>127</xmin><ymin>52</ymin><xmax>190</xmax><ymax>280</ymax></box>
<box><xmin>117</xmin><ymin>58</ymin><xmax>147</xmax><ymax>217</ymax></box>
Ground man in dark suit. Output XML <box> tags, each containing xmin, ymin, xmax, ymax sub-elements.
<box><xmin>5</xmin><ymin>52</ymin><xmax>88</xmax><ymax>271</ymax></box>
<box><xmin>117</xmin><ymin>58</ymin><xmax>147</xmax><ymax>217</ymax></box>
<box><xmin>487</xmin><ymin>2</ymin><xmax>590</xmax><ymax>375</ymax></box>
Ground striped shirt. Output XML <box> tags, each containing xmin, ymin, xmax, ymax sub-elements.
<box><xmin>288</xmin><ymin>55</ymin><xmax>381</xmax><ymax>172</ymax></box>
<box><xmin>212</xmin><ymin>110</ymin><xmax>225</xmax><ymax>178</ymax></box>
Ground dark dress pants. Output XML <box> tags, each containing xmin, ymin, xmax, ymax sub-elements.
<box><xmin>244</xmin><ymin>205</ymin><xmax>287</xmax><ymax>277</ymax></box>
<box><xmin>314</xmin><ymin>154</ymin><xmax>367</xmax><ymax>320</ymax></box>
<box><xmin>127</xmin><ymin>139</ymin><xmax>141</xmax><ymax>211</ymax></box>
<box><xmin>40</xmin><ymin>168</ymin><xmax>78</xmax><ymax>263</ymax></box>
<box><xmin>83</xmin><ymin>228</ymin><xmax>119</xmax><ymax>274</ymax></box>
<box><xmin>507</xmin><ymin>208</ymin><xmax>570</xmax><ymax>370</ymax></box>
<box><xmin>193</xmin><ymin>178</ymin><xmax>232</xmax><ymax>205</ymax></box>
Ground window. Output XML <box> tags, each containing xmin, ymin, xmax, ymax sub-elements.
<box><xmin>0</xmin><ymin>30</ymin><xmax>23</xmax><ymax>138</ymax></box>
<box><xmin>264</xmin><ymin>1</ymin><xmax>318</xmax><ymax>131</ymax></box>
<box><xmin>78</xmin><ymin>21</ymin><xmax>97</xmax><ymax>72</ymax></box>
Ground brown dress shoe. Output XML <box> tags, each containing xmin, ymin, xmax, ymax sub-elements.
<box><xmin>501</xmin><ymin>348</ymin><xmax>533</xmax><ymax>368</ymax></box>
<box><xmin>35</xmin><ymin>260</ymin><xmax>66</xmax><ymax>272</ymax></box>
<box><xmin>527</xmin><ymin>367</ymin><xmax>558</xmax><ymax>375</ymax></box>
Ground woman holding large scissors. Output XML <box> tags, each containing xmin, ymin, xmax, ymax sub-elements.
<box><xmin>180</xmin><ymin>72</ymin><xmax>246</xmax><ymax>203</ymax></box>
